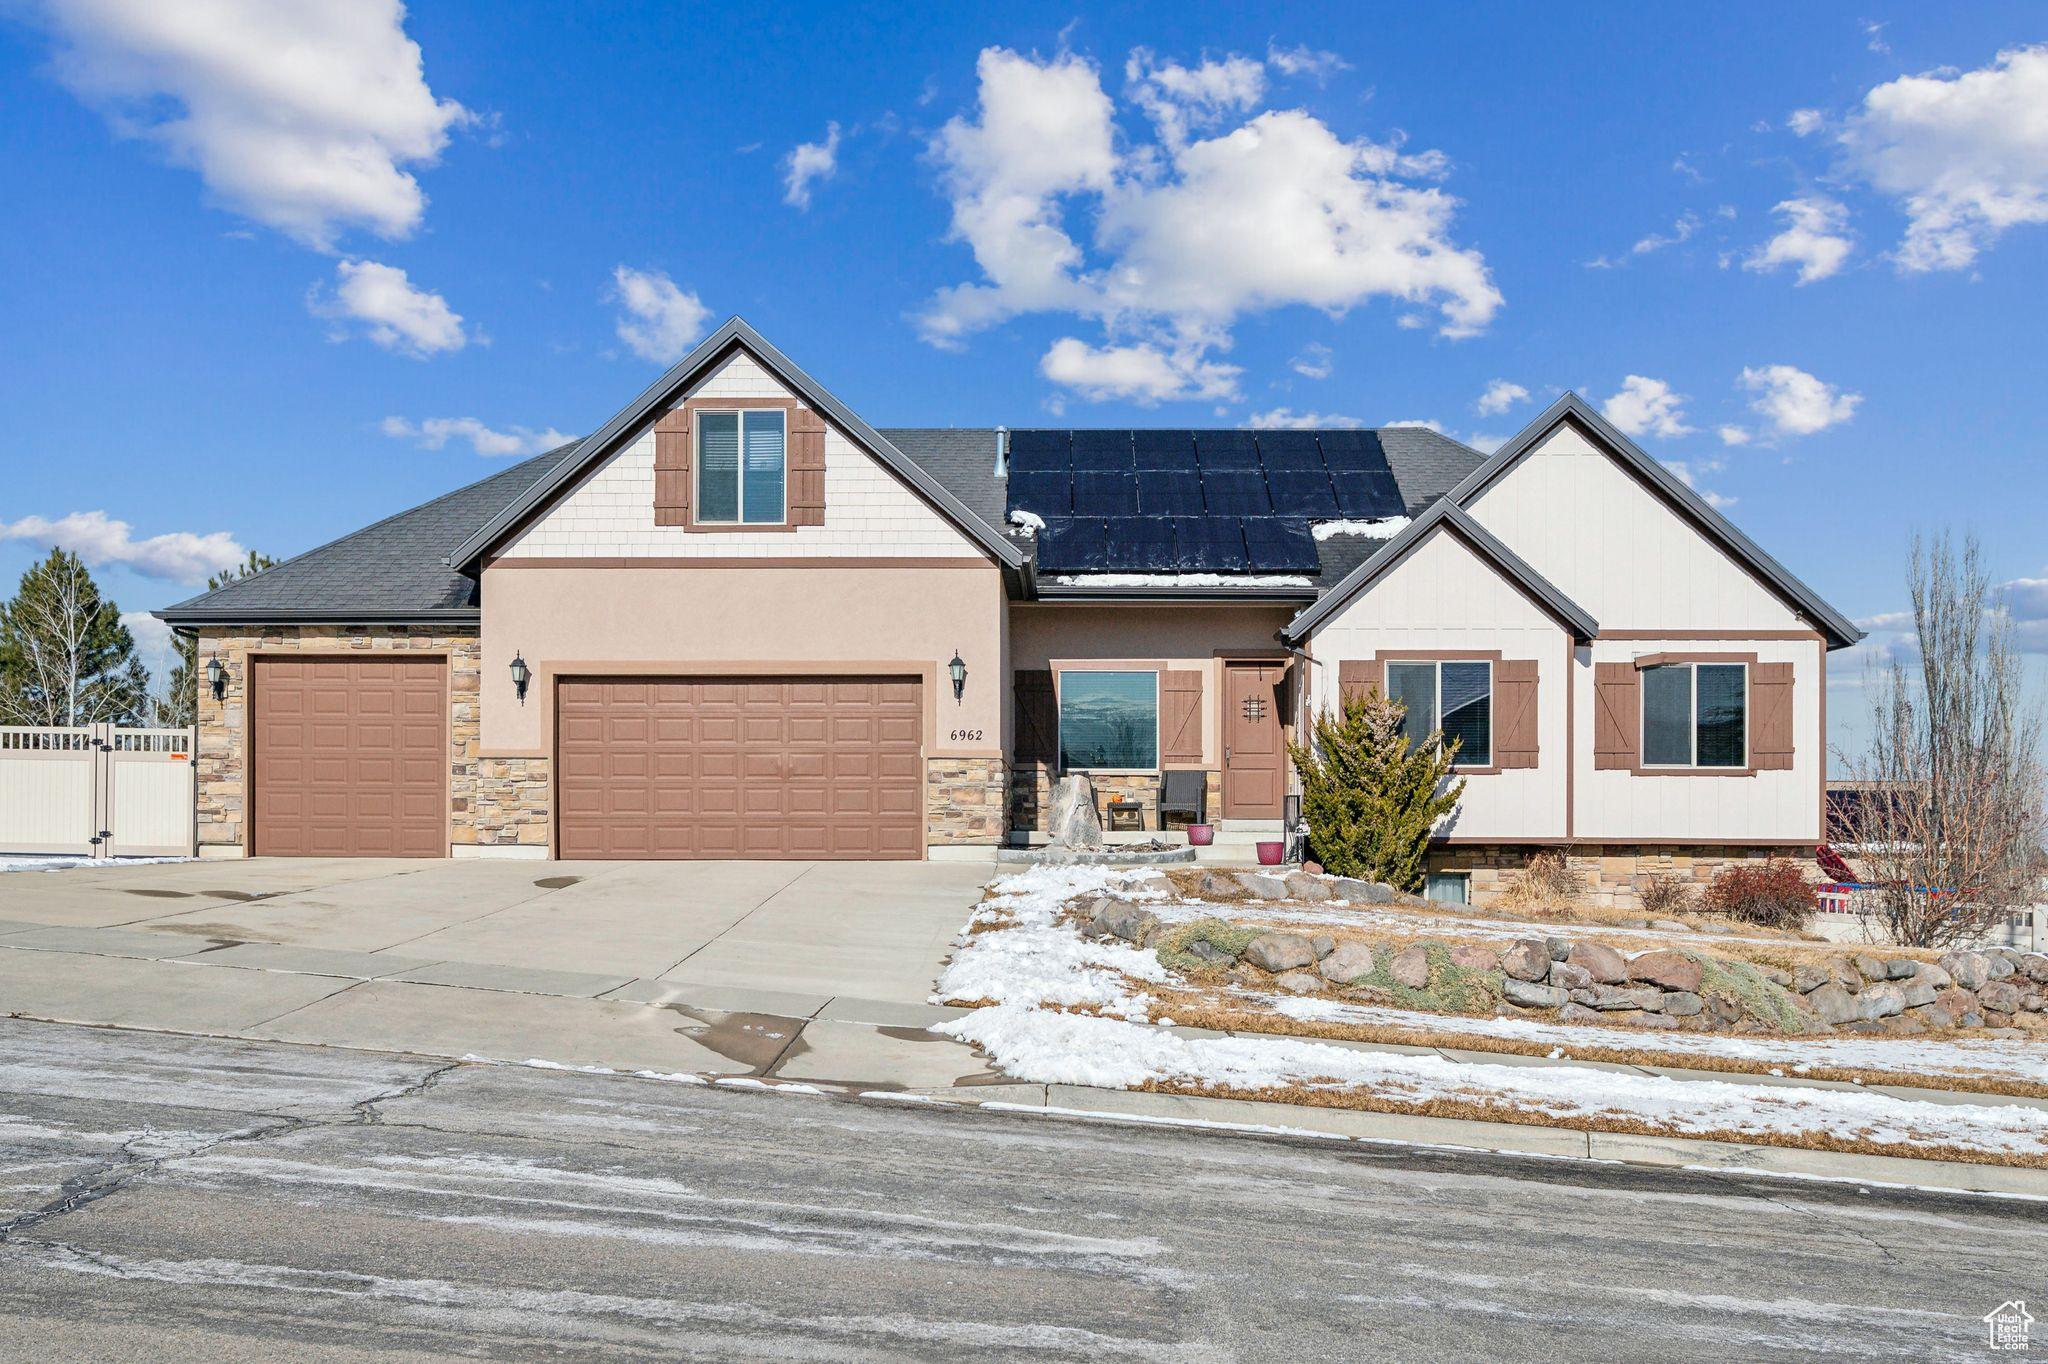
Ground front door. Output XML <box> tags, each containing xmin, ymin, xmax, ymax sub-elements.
<box><xmin>1222</xmin><ymin>660</ymin><xmax>1287</xmax><ymax>818</ymax></box>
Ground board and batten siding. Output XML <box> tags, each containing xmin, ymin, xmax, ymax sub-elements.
<box><xmin>500</xmin><ymin>351</ymin><xmax>978</xmax><ymax>560</ymax></box>
<box><xmin>1308</xmin><ymin>526</ymin><xmax>1569</xmax><ymax>840</ymax></box>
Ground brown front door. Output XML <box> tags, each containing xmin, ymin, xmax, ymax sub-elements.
<box><xmin>251</xmin><ymin>657</ymin><xmax>448</xmax><ymax>857</ymax></box>
<box><xmin>1222</xmin><ymin>660</ymin><xmax>1287</xmax><ymax>818</ymax></box>
<box><xmin>556</xmin><ymin>675</ymin><xmax>924</xmax><ymax>860</ymax></box>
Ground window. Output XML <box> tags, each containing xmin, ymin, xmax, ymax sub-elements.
<box><xmin>1385</xmin><ymin>660</ymin><xmax>1492</xmax><ymax>767</ymax></box>
<box><xmin>697</xmin><ymin>410</ymin><xmax>786</xmax><ymax>524</ymax></box>
<box><xmin>1641</xmin><ymin>662</ymin><xmax>1747</xmax><ymax>768</ymax></box>
<box><xmin>1058</xmin><ymin>671</ymin><xmax>1158</xmax><ymax>770</ymax></box>
<box><xmin>1425</xmin><ymin>872</ymin><xmax>1471</xmax><ymax>906</ymax></box>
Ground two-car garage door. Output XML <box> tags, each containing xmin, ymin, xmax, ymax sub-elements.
<box><xmin>556</xmin><ymin>676</ymin><xmax>924</xmax><ymax>860</ymax></box>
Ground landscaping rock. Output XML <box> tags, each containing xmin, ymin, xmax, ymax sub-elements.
<box><xmin>1557</xmin><ymin>1002</ymin><xmax>1604</xmax><ymax>1024</ymax></box>
<box><xmin>1854</xmin><ymin>983</ymin><xmax>1906</xmax><ymax>1021</ymax></box>
<box><xmin>1899</xmin><ymin>977</ymin><xmax>1939</xmax><ymax>1010</ymax></box>
<box><xmin>1310</xmin><ymin>935</ymin><xmax>1336</xmax><ymax>960</ymax></box>
<box><xmin>1236</xmin><ymin>872</ymin><xmax>1293</xmax><ymax>899</ymax></box>
<box><xmin>1092</xmin><ymin>901</ymin><xmax>1161</xmax><ymax>946</ymax></box>
<box><xmin>1941</xmin><ymin>946</ymin><xmax>1990</xmax><ymax>987</ymax></box>
<box><xmin>1979</xmin><ymin>980</ymin><xmax>2024</xmax><ymax>1015</ymax></box>
<box><xmin>1761</xmin><ymin>967</ymin><xmax>1793</xmax><ymax>988</ymax></box>
<box><xmin>1449</xmin><ymin>944</ymin><xmax>1500</xmax><ymax>972</ymax></box>
<box><xmin>1807</xmin><ymin>982</ymin><xmax>1858</xmax><ymax>1025</ymax></box>
<box><xmin>1884</xmin><ymin>958</ymin><xmax>1921</xmax><ymax>980</ymax></box>
<box><xmin>1986</xmin><ymin>955</ymin><xmax>2016</xmax><ymax>980</ymax></box>
<box><xmin>1912</xmin><ymin>963</ymin><xmax>1953</xmax><ymax>991</ymax></box>
<box><xmin>1632</xmin><ymin>1013</ymin><xmax>1683</xmax><ymax>1030</ymax></box>
<box><xmin>1243</xmin><ymin>932</ymin><xmax>1317</xmax><ymax>973</ymax></box>
<box><xmin>1649</xmin><ymin>919</ymin><xmax>1691</xmax><ymax>934</ymax></box>
<box><xmin>1185</xmin><ymin>939</ymin><xmax>1235</xmax><ymax>967</ymax></box>
<box><xmin>1549</xmin><ymin>962</ymin><xmax>1596</xmax><ymax>992</ymax></box>
<box><xmin>1705</xmin><ymin>993</ymin><xmax>1741</xmax><ymax>1025</ymax></box>
<box><xmin>1853</xmin><ymin>954</ymin><xmax>1888</xmax><ymax>983</ymax></box>
<box><xmin>1501</xmin><ymin>940</ymin><xmax>1551</xmax><ymax>982</ymax></box>
<box><xmin>1882</xmin><ymin>1014</ymin><xmax>1928</xmax><ymax>1036</ymax></box>
<box><xmin>1328</xmin><ymin>878</ymin><xmax>1395</xmax><ymax>904</ymax></box>
<box><xmin>1272</xmin><ymin>971</ymin><xmax>1323</xmax><ymax>995</ymax></box>
<box><xmin>1502</xmin><ymin>979</ymin><xmax>1568</xmax><ymax>1009</ymax></box>
<box><xmin>1190</xmin><ymin>870</ymin><xmax>1245</xmax><ymax>901</ymax></box>
<box><xmin>1585</xmin><ymin>985</ymin><xmax>1662</xmax><ymax>1011</ymax></box>
<box><xmin>1985</xmin><ymin>1010</ymin><xmax>2015</xmax><ymax>1029</ymax></box>
<box><xmin>1824</xmin><ymin>956</ymin><xmax>1863</xmax><ymax>992</ymax></box>
<box><xmin>1318</xmin><ymin>941</ymin><xmax>1377</xmax><ymax>984</ymax></box>
<box><xmin>1911</xmin><ymin>1003</ymin><xmax>1956</xmax><ymax>1030</ymax></box>
<box><xmin>1546</xmin><ymin>936</ymin><xmax>1572</xmax><ymax>962</ymax></box>
<box><xmin>2020</xmin><ymin>954</ymin><xmax>2048</xmax><ymax>983</ymax></box>
<box><xmin>1661</xmin><ymin>991</ymin><xmax>1704</xmax><ymax>1018</ymax></box>
<box><xmin>1566</xmin><ymin>941</ymin><xmax>1628</xmax><ymax>984</ymax></box>
<box><xmin>1627</xmin><ymin>950</ymin><xmax>1702</xmax><ymax>993</ymax></box>
<box><xmin>1792</xmin><ymin>964</ymin><xmax>1831</xmax><ymax>994</ymax></box>
<box><xmin>1934</xmin><ymin>987</ymin><xmax>1979</xmax><ymax>1018</ymax></box>
<box><xmin>1048</xmin><ymin>776</ymin><xmax>1105</xmax><ymax>847</ymax></box>
<box><xmin>1284</xmin><ymin>873</ymin><xmax>1331</xmax><ymax>901</ymax></box>
<box><xmin>1390</xmin><ymin>945</ymin><xmax>1431</xmax><ymax>990</ymax></box>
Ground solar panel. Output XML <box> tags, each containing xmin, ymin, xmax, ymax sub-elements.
<box><xmin>1330</xmin><ymin>470</ymin><xmax>1405</xmax><ymax>518</ymax></box>
<box><xmin>1318</xmin><ymin>429</ymin><xmax>1393</xmax><ymax>472</ymax></box>
<box><xmin>1006</xmin><ymin>471</ymin><xmax>1071</xmax><ymax>518</ymax></box>
<box><xmin>1136</xmin><ymin>469</ymin><xmax>1204</xmax><ymax>516</ymax></box>
<box><xmin>1107</xmin><ymin>518</ymin><xmax>1176</xmax><ymax>572</ymax></box>
<box><xmin>1267</xmin><ymin>470</ymin><xmax>1340</xmax><ymax>518</ymax></box>
<box><xmin>1070</xmin><ymin>430</ymin><xmax>1134</xmax><ymax>467</ymax></box>
<box><xmin>1171</xmin><ymin>517</ymin><xmax>1247</xmax><ymax>572</ymax></box>
<box><xmin>1133</xmin><ymin>429</ymin><xmax>1197</xmax><ymax>469</ymax></box>
<box><xmin>1241</xmin><ymin>518</ymin><xmax>1320</xmax><ymax>572</ymax></box>
<box><xmin>1071</xmin><ymin>471</ymin><xmax>1138</xmax><ymax>517</ymax></box>
<box><xmin>1254</xmin><ymin>430</ymin><xmax>1325</xmax><ymax>470</ymax></box>
<box><xmin>1006</xmin><ymin>429</ymin><xmax>1070</xmax><ymax>473</ymax></box>
<box><xmin>1200</xmin><ymin>468</ymin><xmax>1271</xmax><ymax>515</ymax></box>
<box><xmin>1192</xmin><ymin>430</ymin><xmax>1260</xmax><ymax>468</ymax></box>
<box><xmin>1036</xmin><ymin>518</ymin><xmax>1109</xmax><ymax>573</ymax></box>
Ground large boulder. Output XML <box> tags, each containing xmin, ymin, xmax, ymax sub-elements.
<box><xmin>1390</xmin><ymin>945</ymin><xmax>1431</xmax><ymax>990</ymax></box>
<box><xmin>1272</xmin><ymin>971</ymin><xmax>1323</xmax><ymax>995</ymax></box>
<box><xmin>1854</xmin><ymin>983</ymin><xmax>1906</xmax><ymax>1021</ymax></box>
<box><xmin>1566</xmin><ymin>941</ymin><xmax>1628</xmax><ymax>984</ymax></box>
<box><xmin>1501</xmin><ymin>940</ymin><xmax>1552</xmax><ymax>982</ymax></box>
<box><xmin>1852</xmin><ymin>954</ymin><xmax>1889</xmax><ymax>983</ymax></box>
<box><xmin>1979</xmin><ymin>980</ymin><xmax>2025</xmax><ymax>1015</ymax></box>
<box><xmin>1092</xmin><ymin>900</ymin><xmax>1161</xmax><ymax>946</ymax></box>
<box><xmin>1898</xmin><ymin>977</ymin><xmax>1940</xmax><ymax>1010</ymax></box>
<box><xmin>1940</xmin><ymin>951</ymin><xmax>1990</xmax><ymax>991</ymax></box>
<box><xmin>1792</xmin><ymin>964</ymin><xmax>1831</xmax><ymax>994</ymax></box>
<box><xmin>1190</xmin><ymin>870</ymin><xmax>1246</xmax><ymax>901</ymax></box>
<box><xmin>1047</xmin><ymin>775</ymin><xmax>1104</xmax><ymax>847</ymax></box>
<box><xmin>1588</xmin><ymin>985</ymin><xmax>1664</xmax><ymax>1012</ymax></box>
<box><xmin>1807</xmin><ymin>982</ymin><xmax>1858</xmax><ymax>1025</ymax></box>
<box><xmin>1549</xmin><ymin>961</ymin><xmax>1596</xmax><ymax>992</ymax></box>
<box><xmin>1546</xmin><ymin>936</ymin><xmax>1573</xmax><ymax>962</ymax></box>
<box><xmin>1986</xmin><ymin>954</ymin><xmax>2017</xmax><ymax>981</ymax></box>
<box><xmin>1884</xmin><ymin>958</ymin><xmax>1922</xmax><ymax>980</ymax></box>
<box><xmin>1627</xmin><ymin>950</ymin><xmax>1703</xmax><ymax>993</ymax></box>
<box><xmin>1661</xmin><ymin>991</ymin><xmax>1704</xmax><ymax>1018</ymax></box>
<box><xmin>1824</xmin><ymin>956</ymin><xmax>1864</xmax><ymax>992</ymax></box>
<box><xmin>1236</xmin><ymin>872</ymin><xmax>1294</xmax><ymax>899</ymax></box>
<box><xmin>1934</xmin><ymin>987</ymin><xmax>1980</xmax><ymax>1017</ymax></box>
<box><xmin>1450</xmin><ymin>944</ymin><xmax>1501</xmax><ymax>972</ymax></box>
<box><xmin>1184</xmin><ymin>938</ymin><xmax>1236</xmax><ymax>967</ymax></box>
<box><xmin>1319</xmin><ymin>941</ymin><xmax>1378</xmax><ymax>984</ymax></box>
<box><xmin>2019</xmin><ymin>954</ymin><xmax>2048</xmax><ymax>984</ymax></box>
<box><xmin>1502</xmin><ymin>979</ymin><xmax>1567</xmax><ymax>1009</ymax></box>
<box><xmin>1328</xmin><ymin>878</ymin><xmax>1395</xmax><ymax>904</ymax></box>
<box><xmin>1557</xmin><ymin>1002</ymin><xmax>1604</xmax><ymax>1024</ymax></box>
<box><xmin>1243</xmin><ymin>932</ymin><xmax>1317</xmax><ymax>973</ymax></box>
<box><xmin>1284</xmin><ymin>872</ymin><xmax>1332</xmax><ymax>901</ymax></box>
<box><xmin>1912</xmin><ymin>963</ymin><xmax>1953</xmax><ymax>991</ymax></box>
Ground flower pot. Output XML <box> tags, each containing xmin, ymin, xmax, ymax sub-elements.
<box><xmin>1186</xmin><ymin>824</ymin><xmax>1215</xmax><ymax>846</ymax></box>
<box><xmin>1255</xmin><ymin>840</ymin><xmax>1285</xmax><ymax>866</ymax></box>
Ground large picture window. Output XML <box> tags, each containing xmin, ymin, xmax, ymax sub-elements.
<box><xmin>1385</xmin><ymin>660</ymin><xmax>1492</xmax><ymax>768</ymax></box>
<box><xmin>1058</xmin><ymin>671</ymin><xmax>1158</xmax><ymax>770</ymax></box>
<box><xmin>697</xmin><ymin>410</ymin><xmax>787</xmax><ymax>524</ymax></box>
<box><xmin>1641</xmin><ymin>662</ymin><xmax>1747</xmax><ymax>768</ymax></box>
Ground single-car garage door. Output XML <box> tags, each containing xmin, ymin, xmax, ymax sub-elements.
<box><xmin>251</xmin><ymin>657</ymin><xmax>448</xmax><ymax>857</ymax></box>
<box><xmin>556</xmin><ymin>676</ymin><xmax>923</xmax><ymax>860</ymax></box>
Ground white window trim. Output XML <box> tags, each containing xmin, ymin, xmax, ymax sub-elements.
<box><xmin>1639</xmin><ymin>661</ymin><xmax>1749</xmax><ymax>769</ymax></box>
<box><xmin>1387</xmin><ymin>659</ymin><xmax>1493</xmax><ymax>769</ymax></box>
<box><xmin>1054</xmin><ymin>668</ymin><xmax>1161</xmax><ymax>774</ymax></box>
<box><xmin>694</xmin><ymin>408</ymin><xmax>788</xmax><ymax>526</ymax></box>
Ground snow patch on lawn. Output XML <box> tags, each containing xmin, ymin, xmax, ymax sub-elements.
<box><xmin>933</xmin><ymin>865</ymin><xmax>1175</xmax><ymax>1020</ymax></box>
<box><xmin>0</xmin><ymin>855</ymin><xmax>191</xmax><ymax>874</ymax></box>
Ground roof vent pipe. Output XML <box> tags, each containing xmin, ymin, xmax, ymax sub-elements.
<box><xmin>995</xmin><ymin>426</ymin><xmax>1009</xmax><ymax>477</ymax></box>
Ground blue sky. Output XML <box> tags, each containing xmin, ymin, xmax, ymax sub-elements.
<box><xmin>2</xmin><ymin>3</ymin><xmax>2044</xmax><ymax>748</ymax></box>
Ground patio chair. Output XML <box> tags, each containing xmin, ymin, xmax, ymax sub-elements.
<box><xmin>1158</xmin><ymin>770</ymin><xmax>1207</xmax><ymax>830</ymax></box>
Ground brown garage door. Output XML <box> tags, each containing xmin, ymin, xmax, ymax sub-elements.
<box><xmin>251</xmin><ymin>657</ymin><xmax>448</xmax><ymax>858</ymax></box>
<box><xmin>557</xmin><ymin>676</ymin><xmax>923</xmax><ymax>860</ymax></box>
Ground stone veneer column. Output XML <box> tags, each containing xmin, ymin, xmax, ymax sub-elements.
<box><xmin>926</xmin><ymin>757</ymin><xmax>1007</xmax><ymax>845</ymax></box>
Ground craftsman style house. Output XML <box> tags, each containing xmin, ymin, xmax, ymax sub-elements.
<box><xmin>159</xmin><ymin>319</ymin><xmax>1860</xmax><ymax>905</ymax></box>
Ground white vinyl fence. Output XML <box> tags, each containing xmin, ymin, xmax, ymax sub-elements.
<box><xmin>0</xmin><ymin>725</ymin><xmax>196</xmax><ymax>858</ymax></box>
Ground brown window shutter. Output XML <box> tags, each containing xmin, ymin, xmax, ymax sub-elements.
<box><xmin>1014</xmin><ymin>670</ymin><xmax>1057</xmax><ymax>766</ymax></box>
<box><xmin>788</xmin><ymin>407</ymin><xmax>827</xmax><ymax>527</ymax></box>
<box><xmin>1594</xmin><ymin>663</ymin><xmax>1639</xmax><ymax>770</ymax></box>
<box><xmin>1160</xmin><ymin>670</ymin><xmax>1203</xmax><ymax>766</ymax></box>
<box><xmin>653</xmin><ymin>407</ymin><xmax>692</xmax><ymax>527</ymax></box>
<box><xmin>1751</xmin><ymin>661</ymin><xmax>1796</xmax><ymax>770</ymax></box>
<box><xmin>1337</xmin><ymin>659</ymin><xmax>1381</xmax><ymax>705</ymax></box>
<box><xmin>1495</xmin><ymin>659</ymin><xmax>1540</xmax><ymax>768</ymax></box>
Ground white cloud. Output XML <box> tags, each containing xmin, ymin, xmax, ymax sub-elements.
<box><xmin>1718</xmin><ymin>424</ymin><xmax>1753</xmax><ymax>446</ymax></box>
<box><xmin>1290</xmin><ymin>342</ymin><xmax>1332</xmax><ymax>379</ymax></box>
<box><xmin>37</xmin><ymin>0</ymin><xmax>470</xmax><ymax>251</ymax></box>
<box><xmin>1039</xmin><ymin>337</ymin><xmax>1240</xmax><ymax>404</ymax></box>
<box><xmin>1863</xmin><ymin>21</ymin><xmax>1890</xmax><ymax>55</ymax></box>
<box><xmin>1632</xmin><ymin>211</ymin><xmax>1700</xmax><ymax>254</ymax></box>
<box><xmin>782</xmin><ymin>121</ymin><xmax>841</xmax><ymax>209</ymax></box>
<box><xmin>610</xmin><ymin>266</ymin><xmax>711</xmax><ymax>365</ymax></box>
<box><xmin>311</xmin><ymin>258</ymin><xmax>465</xmax><ymax>356</ymax></box>
<box><xmin>1475</xmin><ymin>378</ymin><xmax>1529</xmax><ymax>415</ymax></box>
<box><xmin>119</xmin><ymin>610</ymin><xmax>174</xmax><ymax>671</ymax></box>
<box><xmin>1739</xmin><ymin>364</ymin><xmax>1862</xmax><ymax>437</ymax></box>
<box><xmin>1835</xmin><ymin>45</ymin><xmax>2048</xmax><ymax>271</ymax></box>
<box><xmin>1788</xmin><ymin>108</ymin><xmax>1826</xmax><ymax>137</ymax></box>
<box><xmin>1662</xmin><ymin>460</ymin><xmax>1735</xmax><ymax>509</ymax></box>
<box><xmin>0</xmin><ymin>511</ymin><xmax>246</xmax><ymax>584</ymax></box>
<box><xmin>1599</xmin><ymin>375</ymin><xmax>1693</xmax><ymax>439</ymax></box>
<box><xmin>1265</xmin><ymin>43</ymin><xmax>1349</xmax><ymax>81</ymax></box>
<box><xmin>1384</xmin><ymin>418</ymin><xmax>1444</xmax><ymax>432</ymax></box>
<box><xmin>2001</xmin><ymin>572</ymin><xmax>2048</xmax><ymax>653</ymax></box>
<box><xmin>380</xmin><ymin>415</ymin><xmax>574</xmax><ymax>457</ymax></box>
<box><xmin>1248</xmin><ymin>407</ymin><xmax>1365</xmax><ymax>429</ymax></box>
<box><xmin>1744</xmin><ymin>196</ymin><xmax>1854</xmax><ymax>284</ymax></box>
<box><xmin>919</xmin><ymin>46</ymin><xmax>1500</xmax><ymax>394</ymax></box>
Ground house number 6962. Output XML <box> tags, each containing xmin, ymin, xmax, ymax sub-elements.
<box><xmin>949</xmin><ymin>729</ymin><xmax>984</xmax><ymax>743</ymax></box>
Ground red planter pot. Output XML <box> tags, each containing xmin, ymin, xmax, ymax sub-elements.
<box><xmin>1186</xmin><ymin>824</ymin><xmax>1215</xmax><ymax>846</ymax></box>
<box><xmin>1255</xmin><ymin>841</ymin><xmax>1285</xmax><ymax>866</ymax></box>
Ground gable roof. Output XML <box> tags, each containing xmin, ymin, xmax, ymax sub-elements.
<box><xmin>448</xmin><ymin>317</ymin><xmax>1025</xmax><ymax>572</ymax></box>
<box><xmin>1283</xmin><ymin>500</ymin><xmax>1598</xmax><ymax>642</ymax></box>
<box><xmin>1448</xmin><ymin>393</ymin><xmax>1863</xmax><ymax>649</ymax></box>
<box><xmin>154</xmin><ymin>442</ymin><xmax>584</xmax><ymax>626</ymax></box>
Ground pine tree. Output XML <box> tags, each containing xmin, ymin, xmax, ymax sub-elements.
<box><xmin>0</xmin><ymin>549</ymin><xmax>149</xmax><ymax>726</ymax></box>
<box><xmin>156</xmin><ymin>550</ymin><xmax>276</xmax><ymax>727</ymax></box>
<box><xmin>1287</xmin><ymin>687</ymin><xmax>1466</xmax><ymax>890</ymax></box>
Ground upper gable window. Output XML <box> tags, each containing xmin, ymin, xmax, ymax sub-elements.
<box><xmin>697</xmin><ymin>410</ymin><xmax>786</xmax><ymax>524</ymax></box>
<box><xmin>1642</xmin><ymin>662</ymin><xmax>1746</xmax><ymax>768</ymax></box>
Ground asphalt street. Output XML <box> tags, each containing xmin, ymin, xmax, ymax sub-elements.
<box><xmin>0</xmin><ymin>1017</ymin><xmax>2037</xmax><ymax>1362</ymax></box>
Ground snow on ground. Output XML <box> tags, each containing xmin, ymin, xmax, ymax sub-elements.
<box><xmin>936</xmin><ymin>1005</ymin><xmax>2048</xmax><ymax>1159</ymax></box>
<box><xmin>0</xmin><ymin>855</ymin><xmax>191</xmax><ymax>874</ymax></box>
<box><xmin>933</xmin><ymin>865</ymin><xmax>1173</xmax><ymax>1020</ymax></box>
<box><xmin>1143</xmin><ymin>895</ymin><xmax>1802</xmax><ymax>951</ymax></box>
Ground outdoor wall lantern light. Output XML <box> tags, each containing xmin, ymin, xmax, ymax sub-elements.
<box><xmin>947</xmin><ymin>650</ymin><xmax>967</xmax><ymax>702</ymax></box>
<box><xmin>509</xmin><ymin>651</ymin><xmax>531</xmax><ymax>704</ymax></box>
<box><xmin>205</xmin><ymin>653</ymin><xmax>226</xmax><ymax>700</ymax></box>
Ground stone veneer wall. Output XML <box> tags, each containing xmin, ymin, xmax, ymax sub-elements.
<box><xmin>925</xmin><ymin>757</ymin><xmax>1006</xmax><ymax>845</ymax></box>
<box><xmin>1430</xmin><ymin>844</ymin><xmax>1812</xmax><ymax>910</ymax></box>
<box><xmin>195</xmin><ymin>625</ymin><xmax>548</xmax><ymax>856</ymax></box>
<box><xmin>1007</xmin><ymin>765</ymin><xmax>1220</xmax><ymax>836</ymax></box>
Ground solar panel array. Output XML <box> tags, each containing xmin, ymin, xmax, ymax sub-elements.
<box><xmin>1007</xmin><ymin>429</ymin><xmax>1405</xmax><ymax>575</ymax></box>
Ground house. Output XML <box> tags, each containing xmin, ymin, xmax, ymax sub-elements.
<box><xmin>158</xmin><ymin>318</ymin><xmax>1861</xmax><ymax>905</ymax></box>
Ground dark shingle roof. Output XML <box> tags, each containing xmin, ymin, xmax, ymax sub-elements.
<box><xmin>878</xmin><ymin>428</ymin><xmax>1006</xmax><ymax>531</ymax></box>
<box><xmin>154</xmin><ymin>443</ymin><xmax>583</xmax><ymax>625</ymax></box>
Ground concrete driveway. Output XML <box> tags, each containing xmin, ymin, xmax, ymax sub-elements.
<box><xmin>0</xmin><ymin>857</ymin><xmax>999</xmax><ymax>1088</ymax></box>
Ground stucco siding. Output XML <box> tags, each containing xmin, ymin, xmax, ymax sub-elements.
<box><xmin>501</xmin><ymin>351</ymin><xmax>979</xmax><ymax>559</ymax></box>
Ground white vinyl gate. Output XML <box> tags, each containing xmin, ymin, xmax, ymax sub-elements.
<box><xmin>0</xmin><ymin>725</ymin><xmax>196</xmax><ymax>858</ymax></box>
